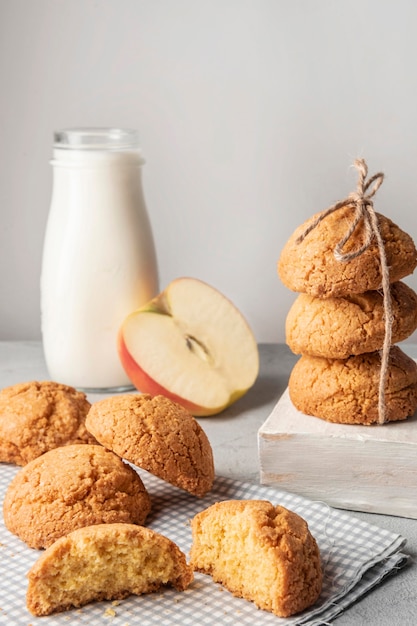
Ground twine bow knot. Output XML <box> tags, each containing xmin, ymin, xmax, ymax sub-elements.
<box><xmin>297</xmin><ymin>158</ymin><xmax>391</xmax><ymax>425</ymax></box>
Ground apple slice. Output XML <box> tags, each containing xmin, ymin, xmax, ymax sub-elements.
<box><xmin>118</xmin><ymin>277</ymin><xmax>259</xmax><ymax>416</ymax></box>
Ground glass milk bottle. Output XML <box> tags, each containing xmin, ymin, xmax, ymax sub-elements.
<box><xmin>40</xmin><ymin>128</ymin><xmax>159</xmax><ymax>391</ymax></box>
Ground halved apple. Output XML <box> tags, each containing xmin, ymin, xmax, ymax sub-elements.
<box><xmin>117</xmin><ymin>277</ymin><xmax>259</xmax><ymax>416</ymax></box>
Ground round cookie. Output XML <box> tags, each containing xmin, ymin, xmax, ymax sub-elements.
<box><xmin>189</xmin><ymin>499</ymin><xmax>322</xmax><ymax>618</ymax></box>
<box><xmin>288</xmin><ymin>346</ymin><xmax>417</xmax><ymax>425</ymax></box>
<box><xmin>27</xmin><ymin>523</ymin><xmax>194</xmax><ymax>616</ymax></box>
<box><xmin>0</xmin><ymin>380</ymin><xmax>96</xmax><ymax>465</ymax></box>
<box><xmin>86</xmin><ymin>394</ymin><xmax>214</xmax><ymax>497</ymax></box>
<box><xmin>3</xmin><ymin>444</ymin><xmax>151</xmax><ymax>549</ymax></box>
<box><xmin>286</xmin><ymin>282</ymin><xmax>417</xmax><ymax>359</ymax></box>
<box><xmin>278</xmin><ymin>206</ymin><xmax>417</xmax><ymax>297</ymax></box>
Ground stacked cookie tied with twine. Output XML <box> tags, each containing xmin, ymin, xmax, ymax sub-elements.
<box><xmin>278</xmin><ymin>159</ymin><xmax>417</xmax><ymax>425</ymax></box>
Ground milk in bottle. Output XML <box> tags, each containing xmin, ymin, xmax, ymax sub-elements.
<box><xmin>40</xmin><ymin>128</ymin><xmax>159</xmax><ymax>390</ymax></box>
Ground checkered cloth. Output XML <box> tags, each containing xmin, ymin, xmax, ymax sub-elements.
<box><xmin>0</xmin><ymin>463</ymin><xmax>407</xmax><ymax>626</ymax></box>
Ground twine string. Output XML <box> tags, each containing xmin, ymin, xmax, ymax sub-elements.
<box><xmin>296</xmin><ymin>159</ymin><xmax>391</xmax><ymax>425</ymax></box>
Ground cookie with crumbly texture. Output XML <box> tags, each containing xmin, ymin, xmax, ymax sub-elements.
<box><xmin>190</xmin><ymin>500</ymin><xmax>322</xmax><ymax>618</ymax></box>
<box><xmin>289</xmin><ymin>346</ymin><xmax>417</xmax><ymax>425</ymax></box>
<box><xmin>3</xmin><ymin>444</ymin><xmax>151</xmax><ymax>549</ymax></box>
<box><xmin>86</xmin><ymin>394</ymin><xmax>214</xmax><ymax>497</ymax></box>
<box><xmin>27</xmin><ymin>523</ymin><xmax>193</xmax><ymax>616</ymax></box>
<box><xmin>286</xmin><ymin>282</ymin><xmax>417</xmax><ymax>359</ymax></box>
<box><xmin>278</xmin><ymin>206</ymin><xmax>417</xmax><ymax>297</ymax></box>
<box><xmin>0</xmin><ymin>380</ymin><xmax>96</xmax><ymax>465</ymax></box>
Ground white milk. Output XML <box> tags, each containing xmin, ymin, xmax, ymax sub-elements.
<box><xmin>40</xmin><ymin>128</ymin><xmax>159</xmax><ymax>390</ymax></box>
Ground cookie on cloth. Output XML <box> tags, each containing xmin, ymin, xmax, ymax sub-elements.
<box><xmin>288</xmin><ymin>346</ymin><xmax>417</xmax><ymax>425</ymax></box>
<box><xmin>189</xmin><ymin>499</ymin><xmax>322</xmax><ymax>618</ymax></box>
<box><xmin>86</xmin><ymin>394</ymin><xmax>214</xmax><ymax>497</ymax></box>
<box><xmin>3</xmin><ymin>444</ymin><xmax>151</xmax><ymax>549</ymax></box>
<box><xmin>26</xmin><ymin>523</ymin><xmax>193</xmax><ymax>616</ymax></box>
<box><xmin>286</xmin><ymin>282</ymin><xmax>417</xmax><ymax>359</ymax></box>
<box><xmin>278</xmin><ymin>206</ymin><xmax>417</xmax><ymax>298</ymax></box>
<box><xmin>0</xmin><ymin>380</ymin><xmax>96</xmax><ymax>465</ymax></box>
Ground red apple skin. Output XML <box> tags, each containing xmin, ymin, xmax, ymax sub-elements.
<box><xmin>117</xmin><ymin>331</ymin><xmax>229</xmax><ymax>417</ymax></box>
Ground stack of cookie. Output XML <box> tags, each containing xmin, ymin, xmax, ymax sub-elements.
<box><xmin>278</xmin><ymin>197</ymin><xmax>417</xmax><ymax>425</ymax></box>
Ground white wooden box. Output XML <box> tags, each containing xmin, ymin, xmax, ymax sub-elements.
<box><xmin>258</xmin><ymin>388</ymin><xmax>417</xmax><ymax>519</ymax></box>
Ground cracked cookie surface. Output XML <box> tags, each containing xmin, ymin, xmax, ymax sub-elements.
<box><xmin>289</xmin><ymin>346</ymin><xmax>417</xmax><ymax>424</ymax></box>
<box><xmin>86</xmin><ymin>394</ymin><xmax>214</xmax><ymax>497</ymax></box>
<box><xmin>0</xmin><ymin>380</ymin><xmax>96</xmax><ymax>465</ymax></box>
<box><xmin>3</xmin><ymin>444</ymin><xmax>151</xmax><ymax>549</ymax></box>
<box><xmin>286</xmin><ymin>282</ymin><xmax>417</xmax><ymax>359</ymax></box>
<box><xmin>278</xmin><ymin>206</ymin><xmax>417</xmax><ymax>297</ymax></box>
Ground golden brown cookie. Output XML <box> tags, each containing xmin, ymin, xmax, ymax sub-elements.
<box><xmin>3</xmin><ymin>444</ymin><xmax>151</xmax><ymax>549</ymax></box>
<box><xmin>286</xmin><ymin>282</ymin><xmax>417</xmax><ymax>359</ymax></box>
<box><xmin>289</xmin><ymin>346</ymin><xmax>417</xmax><ymax>425</ymax></box>
<box><xmin>278</xmin><ymin>206</ymin><xmax>417</xmax><ymax>297</ymax></box>
<box><xmin>86</xmin><ymin>394</ymin><xmax>214</xmax><ymax>497</ymax></box>
<box><xmin>26</xmin><ymin>523</ymin><xmax>193</xmax><ymax>616</ymax></box>
<box><xmin>0</xmin><ymin>380</ymin><xmax>96</xmax><ymax>465</ymax></box>
<box><xmin>189</xmin><ymin>499</ymin><xmax>322</xmax><ymax>618</ymax></box>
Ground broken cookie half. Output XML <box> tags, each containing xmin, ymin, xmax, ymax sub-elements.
<box><xmin>27</xmin><ymin>523</ymin><xmax>194</xmax><ymax>616</ymax></box>
<box><xmin>190</xmin><ymin>499</ymin><xmax>322</xmax><ymax>618</ymax></box>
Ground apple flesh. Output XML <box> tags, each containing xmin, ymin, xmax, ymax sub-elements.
<box><xmin>118</xmin><ymin>277</ymin><xmax>259</xmax><ymax>416</ymax></box>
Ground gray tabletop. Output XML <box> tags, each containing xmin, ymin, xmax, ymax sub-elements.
<box><xmin>1</xmin><ymin>340</ymin><xmax>416</xmax><ymax>625</ymax></box>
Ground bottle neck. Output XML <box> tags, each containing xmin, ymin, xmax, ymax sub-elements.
<box><xmin>51</xmin><ymin>148</ymin><xmax>144</xmax><ymax>168</ymax></box>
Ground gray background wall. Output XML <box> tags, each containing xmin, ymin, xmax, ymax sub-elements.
<box><xmin>1</xmin><ymin>0</ymin><xmax>417</xmax><ymax>343</ymax></box>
